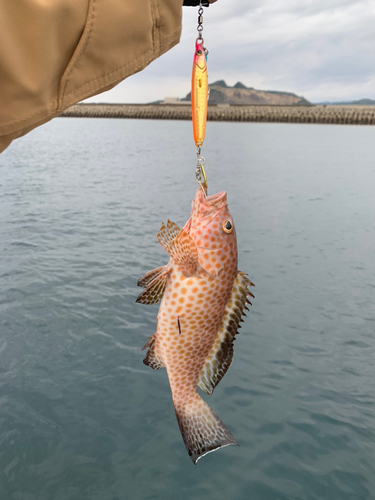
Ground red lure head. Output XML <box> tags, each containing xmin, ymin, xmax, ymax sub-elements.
<box><xmin>194</xmin><ymin>40</ymin><xmax>206</xmax><ymax>70</ymax></box>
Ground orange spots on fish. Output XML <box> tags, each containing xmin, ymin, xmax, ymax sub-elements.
<box><xmin>181</xmin><ymin>287</ymin><xmax>187</xmax><ymax>295</ymax></box>
<box><xmin>178</xmin><ymin>297</ymin><xmax>185</xmax><ymax>304</ymax></box>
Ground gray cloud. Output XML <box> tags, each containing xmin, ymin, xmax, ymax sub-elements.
<box><xmin>87</xmin><ymin>0</ymin><xmax>375</xmax><ymax>103</ymax></box>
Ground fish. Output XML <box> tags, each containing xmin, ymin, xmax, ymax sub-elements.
<box><xmin>136</xmin><ymin>187</ymin><xmax>254</xmax><ymax>463</ymax></box>
<box><xmin>191</xmin><ymin>39</ymin><xmax>209</xmax><ymax>148</ymax></box>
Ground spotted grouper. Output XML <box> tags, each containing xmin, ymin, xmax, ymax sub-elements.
<box><xmin>136</xmin><ymin>187</ymin><xmax>254</xmax><ymax>463</ymax></box>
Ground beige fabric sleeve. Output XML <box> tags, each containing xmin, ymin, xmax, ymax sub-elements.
<box><xmin>0</xmin><ymin>0</ymin><xmax>183</xmax><ymax>153</ymax></box>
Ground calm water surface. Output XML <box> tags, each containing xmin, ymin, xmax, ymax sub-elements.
<box><xmin>1</xmin><ymin>118</ymin><xmax>374</xmax><ymax>500</ymax></box>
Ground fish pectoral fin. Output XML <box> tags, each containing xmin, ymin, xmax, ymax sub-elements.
<box><xmin>135</xmin><ymin>270</ymin><xmax>169</xmax><ymax>305</ymax></box>
<box><xmin>157</xmin><ymin>224</ymin><xmax>199</xmax><ymax>276</ymax></box>
<box><xmin>137</xmin><ymin>265</ymin><xmax>168</xmax><ymax>288</ymax></box>
<box><xmin>198</xmin><ymin>271</ymin><xmax>255</xmax><ymax>395</ymax></box>
<box><xmin>142</xmin><ymin>334</ymin><xmax>164</xmax><ymax>370</ymax></box>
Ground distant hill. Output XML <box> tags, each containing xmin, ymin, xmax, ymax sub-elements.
<box><xmin>182</xmin><ymin>80</ymin><xmax>310</xmax><ymax>106</ymax></box>
<box><xmin>316</xmin><ymin>99</ymin><xmax>375</xmax><ymax>105</ymax></box>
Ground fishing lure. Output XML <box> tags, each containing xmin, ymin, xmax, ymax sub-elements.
<box><xmin>191</xmin><ymin>38</ymin><xmax>208</xmax><ymax>149</ymax></box>
<box><xmin>192</xmin><ymin>5</ymin><xmax>209</xmax><ymax>193</ymax></box>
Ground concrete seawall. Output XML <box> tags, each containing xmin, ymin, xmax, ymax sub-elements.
<box><xmin>60</xmin><ymin>103</ymin><xmax>375</xmax><ymax>125</ymax></box>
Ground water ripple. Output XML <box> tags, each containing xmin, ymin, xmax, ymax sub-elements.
<box><xmin>0</xmin><ymin>118</ymin><xmax>375</xmax><ymax>499</ymax></box>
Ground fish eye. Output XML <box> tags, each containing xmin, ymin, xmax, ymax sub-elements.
<box><xmin>196</xmin><ymin>50</ymin><xmax>202</xmax><ymax>55</ymax></box>
<box><xmin>223</xmin><ymin>219</ymin><xmax>233</xmax><ymax>233</ymax></box>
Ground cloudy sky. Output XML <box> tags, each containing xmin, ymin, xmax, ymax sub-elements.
<box><xmin>86</xmin><ymin>0</ymin><xmax>375</xmax><ymax>104</ymax></box>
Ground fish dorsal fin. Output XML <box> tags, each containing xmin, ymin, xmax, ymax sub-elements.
<box><xmin>198</xmin><ymin>271</ymin><xmax>255</xmax><ymax>395</ymax></box>
<box><xmin>135</xmin><ymin>269</ymin><xmax>169</xmax><ymax>304</ymax></box>
<box><xmin>157</xmin><ymin>222</ymin><xmax>199</xmax><ymax>277</ymax></box>
<box><xmin>142</xmin><ymin>334</ymin><xmax>164</xmax><ymax>370</ymax></box>
<box><xmin>138</xmin><ymin>265</ymin><xmax>168</xmax><ymax>288</ymax></box>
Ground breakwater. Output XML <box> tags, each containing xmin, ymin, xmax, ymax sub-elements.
<box><xmin>60</xmin><ymin>103</ymin><xmax>375</xmax><ymax>125</ymax></box>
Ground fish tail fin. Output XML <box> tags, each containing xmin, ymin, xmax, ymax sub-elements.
<box><xmin>174</xmin><ymin>396</ymin><xmax>238</xmax><ymax>464</ymax></box>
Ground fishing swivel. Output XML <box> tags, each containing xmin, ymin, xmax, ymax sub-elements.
<box><xmin>196</xmin><ymin>4</ymin><xmax>209</xmax><ymax>58</ymax></box>
<box><xmin>197</xmin><ymin>4</ymin><xmax>204</xmax><ymax>40</ymax></box>
<box><xmin>196</xmin><ymin>146</ymin><xmax>207</xmax><ymax>194</ymax></box>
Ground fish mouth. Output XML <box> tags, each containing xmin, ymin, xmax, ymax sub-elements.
<box><xmin>194</xmin><ymin>190</ymin><xmax>227</xmax><ymax>219</ymax></box>
<box><xmin>206</xmin><ymin>191</ymin><xmax>227</xmax><ymax>205</ymax></box>
<box><xmin>202</xmin><ymin>191</ymin><xmax>227</xmax><ymax>211</ymax></box>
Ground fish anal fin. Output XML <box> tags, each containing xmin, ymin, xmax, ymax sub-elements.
<box><xmin>157</xmin><ymin>224</ymin><xmax>199</xmax><ymax>277</ymax></box>
<box><xmin>198</xmin><ymin>271</ymin><xmax>255</xmax><ymax>395</ymax></box>
<box><xmin>135</xmin><ymin>270</ymin><xmax>169</xmax><ymax>305</ymax></box>
<box><xmin>137</xmin><ymin>265</ymin><xmax>168</xmax><ymax>288</ymax></box>
<box><xmin>142</xmin><ymin>334</ymin><xmax>164</xmax><ymax>370</ymax></box>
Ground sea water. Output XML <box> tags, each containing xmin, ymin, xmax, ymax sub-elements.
<box><xmin>0</xmin><ymin>118</ymin><xmax>374</xmax><ymax>499</ymax></box>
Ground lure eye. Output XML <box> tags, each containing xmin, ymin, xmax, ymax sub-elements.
<box><xmin>223</xmin><ymin>220</ymin><xmax>233</xmax><ymax>234</ymax></box>
<box><xmin>196</xmin><ymin>50</ymin><xmax>202</xmax><ymax>56</ymax></box>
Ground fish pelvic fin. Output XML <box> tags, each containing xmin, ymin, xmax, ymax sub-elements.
<box><xmin>157</xmin><ymin>221</ymin><xmax>199</xmax><ymax>276</ymax></box>
<box><xmin>136</xmin><ymin>269</ymin><xmax>169</xmax><ymax>305</ymax></box>
<box><xmin>137</xmin><ymin>265</ymin><xmax>168</xmax><ymax>288</ymax></box>
<box><xmin>142</xmin><ymin>334</ymin><xmax>164</xmax><ymax>370</ymax></box>
<box><xmin>174</xmin><ymin>396</ymin><xmax>238</xmax><ymax>464</ymax></box>
<box><xmin>198</xmin><ymin>271</ymin><xmax>255</xmax><ymax>395</ymax></box>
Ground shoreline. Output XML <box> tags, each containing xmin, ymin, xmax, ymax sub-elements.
<box><xmin>60</xmin><ymin>103</ymin><xmax>375</xmax><ymax>125</ymax></box>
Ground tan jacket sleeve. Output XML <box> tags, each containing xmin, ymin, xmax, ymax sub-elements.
<box><xmin>0</xmin><ymin>0</ymin><xmax>182</xmax><ymax>154</ymax></box>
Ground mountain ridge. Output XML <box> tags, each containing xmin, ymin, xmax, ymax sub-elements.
<box><xmin>315</xmin><ymin>98</ymin><xmax>375</xmax><ymax>105</ymax></box>
<box><xmin>182</xmin><ymin>80</ymin><xmax>311</xmax><ymax>106</ymax></box>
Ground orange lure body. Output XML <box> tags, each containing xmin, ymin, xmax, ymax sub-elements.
<box><xmin>191</xmin><ymin>40</ymin><xmax>209</xmax><ymax>148</ymax></box>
